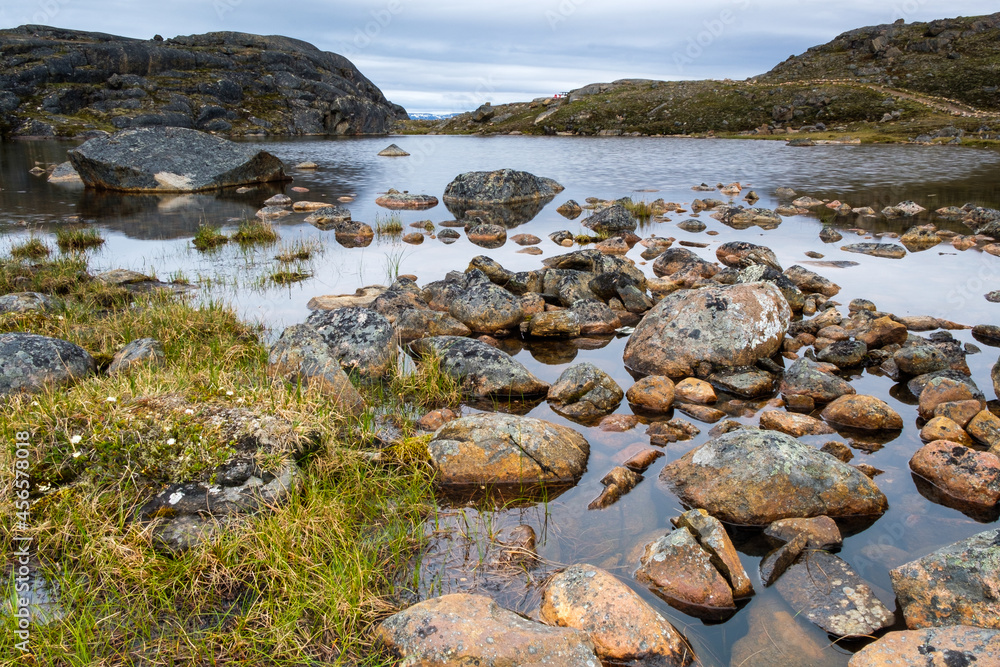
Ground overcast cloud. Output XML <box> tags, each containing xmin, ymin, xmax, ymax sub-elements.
<box><xmin>1</xmin><ymin>0</ymin><xmax>996</xmax><ymax>113</ymax></box>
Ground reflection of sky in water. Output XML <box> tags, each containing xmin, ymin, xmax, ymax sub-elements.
<box><xmin>3</xmin><ymin>137</ymin><xmax>1000</xmax><ymax>664</ymax></box>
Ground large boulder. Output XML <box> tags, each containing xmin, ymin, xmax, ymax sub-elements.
<box><xmin>660</xmin><ymin>430</ymin><xmax>888</xmax><ymax>525</ymax></box>
<box><xmin>427</xmin><ymin>413</ymin><xmax>589</xmax><ymax>487</ymax></box>
<box><xmin>68</xmin><ymin>127</ymin><xmax>288</xmax><ymax>192</ymax></box>
<box><xmin>442</xmin><ymin>168</ymin><xmax>562</xmax><ymax>205</ymax></box>
<box><xmin>409</xmin><ymin>336</ymin><xmax>549</xmax><ymax>397</ymax></box>
<box><xmin>540</xmin><ymin>564</ymin><xmax>695</xmax><ymax>666</ymax></box>
<box><xmin>375</xmin><ymin>594</ymin><xmax>599</xmax><ymax>666</ymax></box>
<box><xmin>0</xmin><ymin>332</ymin><xmax>95</xmax><ymax>395</ymax></box>
<box><xmin>890</xmin><ymin>528</ymin><xmax>1000</xmax><ymax>629</ymax></box>
<box><xmin>304</xmin><ymin>307</ymin><xmax>397</xmax><ymax>377</ymax></box>
<box><xmin>448</xmin><ymin>282</ymin><xmax>524</xmax><ymax>333</ymax></box>
<box><xmin>623</xmin><ymin>282</ymin><xmax>790</xmax><ymax>377</ymax></box>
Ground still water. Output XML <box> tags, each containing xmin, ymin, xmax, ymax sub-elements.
<box><xmin>2</xmin><ymin>135</ymin><xmax>1000</xmax><ymax>664</ymax></box>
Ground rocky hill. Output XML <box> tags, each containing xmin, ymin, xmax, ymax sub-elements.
<box><xmin>411</xmin><ymin>12</ymin><xmax>1000</xmax><ymax>143</ymax></box>
<box><xmin>0</xmin><ymin>26</ymin><xmax>407</xmax><ymax>139</ymax></box>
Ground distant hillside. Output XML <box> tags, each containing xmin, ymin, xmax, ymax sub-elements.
<box><xmin>408</xmin><ymin>12</ymin><xmax>1000</xmax><ymax>143</ymax></box>
<box><xmin>0</xmin><ymin>26</ymin><xmax>407</xmax><ymax>139</ymax></box>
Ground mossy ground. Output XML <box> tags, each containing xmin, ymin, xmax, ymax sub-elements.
<box><xmin>0</xmin><ymin>253</ymin><xmax>462</xmax><ymax>665</ymax></box>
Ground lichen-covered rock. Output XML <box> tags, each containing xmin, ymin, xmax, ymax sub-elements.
<box><xmin>779</xmin><ymin>358</ymin><xmax>856</xmax><ymax>404</ymax></box>
<box><xmin>759</xmin><ymin>410</ymin><xmax>836</xmax><ymax>437</ymax></box>
<box><xmin>910</xmin><ymin>440</ymin><xmax>1000</xmax><ymax>508</ymax></box>
<box><xmin>0</xmin><ymin>332</ymin><xmax>95</xmax><ymax>395</ymax></box>
<box><xmin>427</xmin><ymin>412</ymin><xmax>589</xmax><ymax>487</ymax></box>
<box><xmin>635</xmin><ymin>528</ymin><xmax>736</xmax><ymax>618</ymax></box>
<box><xmin>623</xmin><ymin>282</ymin><xmax>790</xmax><ymax>377</ymax></box>
<box><xmin>848</xmin><ymin>626</ymin><xmax>1000</xmax><ymax>667</ymax></box>
<box><xmin>525</xmin><ymin>311</ymin><xmax>581</xmax><ymax>338</ymax></box>
<box><xmin>841</xmin><ymin>243</ymin><xmax>907</xmax><ymax>259</ymax></box>
<box><xmin>107</xmin><ymin>337</ymin><xmax>165</xmax><ymax>376</ymax></box>
<box><xmin>267</xmin><ymin>324</ymin><xmax>365</xmax><ymax>411</ymax></box>
<box><xmin>764</xmin><ymin>515</ymin><xmax>842</xmax><ymax>548</ymax></box>
<box><xmin>0</xmin><ymin>292</ymin><xmax>55</xmax><ymax>314</ymax></box>
<box><xmin>582</xmin><ymin>204</ymin><xmax>638</xmax><ymax>235</ymax></box>
<box><xmin>570</xmin><ymin>299</ymin><xmax>622</xmax><ymax>335</ymax></box>
<box><xmin>890</xmin><ymin>529</ymin><xmax>1000</xmax><ymax>629</ymax></box>
<box><xmin>376</xmin><ymin>594</ymin><xmax>599</xmax><ymax>666</ymax></box>
<box><xmin>821</xmin><ymin>395</ymin><xmax>903</xmax><ymax>431</ymax></box>
<box><xmin>393</xmin><ymin>309</ymin><xmax>471</xmax><ymax>340</ymax></box>
<box><xmin>783</xmin><ymin>265</ymin><xmax>840</xmax><ymax>296</ymax></box>
<box><xmin>304</xmin><ymin>307</ymin><xmax>397</xmax><ymax>377</ymax></box>
<box><xmin>449</xmin><ymin>282</ymin><xmax>524</xmax><ymax>333</ymax></box>
<box><xmin>443</xmin><ymin>169</ymin><xmax>562</xmax><ymax>204</ymax></box>
<box><xmin>708</xmin><ymin>367</ymin><xmax>776</xmax><ymax>398</ymax></box>
<box><xmin>540</xmin><ymin>564</ymin><xmax>695</xmax><ymax>666</ymax></box>
<box><xmin>68</xmin><ymin>127</ymin><xmax>287</xmax><ymax>192</ymax></box>
<box><xmin>547</xmin><ymin>362</ymin><xmax>623</xmax><ymax>421</ymax></box>
<box><xmin>715</xmin><ymin>241</ymin><xmax>781</xmax><ymax>270</ymax></box>
<box><xmin>303</xmin><ymin>205</ymin><xmax>352</xmax><ymax>228</ymax></box>
<box><xmin>660</xmin><ymin>430</ymin><xmax>888</xmax><ymax>525</ymax></box>
<box><xmin>672</xmin><ymin>509</ymin><xmax>754</xmax><ymax>598</ymax></box>
<box><xmin>776</xmin><ymin>550</ymin><xmax>894</xmax><ymax>637</ymax></box>
<box><xmin>410</xmin><ymin>336</ymin><xmax>549</xmax><ymax>397</ymax></box>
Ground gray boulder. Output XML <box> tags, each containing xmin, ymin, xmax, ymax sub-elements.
<box><xmin>582</xmin><ymin>204</ymin><xmax>638</xmax><ymax>235</ymax></box>
<box><xmin>780</xmin><ymin>358</ymin><xmax>856</xmax><ymax>403</ymax></box>
<box><xmin>0</xmin><ymin>332</ymin><xmax>95</xmax><ymax>395</ymax></box>
<box><xmin>448</xmin><ymin>281</ymin><xmax>524</xmax><ymax>333</ymax></box>
<box><xmin>68</xmin><ymin>127</ymin><xmax>288</xmax><ymax>192</ymax></box>
<box><xmin>409</xmin><ymin>336</ymin><xmax>549</xmax><ymax>397</ymax></box>
<box><xmin>304</xmin><ymin>307</ymin><xmax>397</xmax><ymax>377</ymax></box>
<box><xmin>0</xmin><ymin>292</ymin><xmax>55</xmax><ymax>314</ymax></box>
<box><xmin>442</xmin><ymin>168</ymin><xmax>562</xmax><ymax>204</ymax></box>
<box><xmin>547</xmin><ymin>362</ymin><xmax>624</xmax><ymax>422</ymax></box>
<box><xmin>623</xmin><ymin>282</ymin><xmax>790</xmax><ymax>377</ymax></box>
<box><xmin>267</xmin><ymin>324</ymin><xmax>365</xmax><ymax>411</ymax></box>
<box><xmin>660</xmin><ymin>429</ymin><xmax>888</xmax><ymax>525</ymax></box>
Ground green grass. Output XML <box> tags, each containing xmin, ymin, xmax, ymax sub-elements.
<box><xmin>192</xmin><ymin>225</ymin><xmax>230</xmax><ymax>252</ymax></box>
<box><xmin>274</xmin><ymin>239</ymin><xmax>321</xmax><ymax>263</ymax></box>
<box><xmin>232</xmin><ymin>219</ymin><xmax>279</xmax><ymax>247</ymax></box>
<box><xmin>622</xmin><ymin>198</ymin><xmax>654</xmax><ymax>220</ymax></box>
<box><xmin>375</xmin><ymin>213</ymin><xmax>404</xmax><ymax>236</ymax></box>
<box><xmin>10</xmin><ymin>236</ymin><xmax>50</xmax><ymax>260</ymax></box>
<box><xmin>55</xmin><ymin>228</ymin><xmax>105</xmax><ymax>253</ymax></box>
<box><xmin>0</xmin><ymin>251</ymin><xmax>439</xmax><ymax>665</ymax></box>
<box><xmin>269</xmin><ymin>269</ymin><xmax>312</xmax><ymax>285</ymax></box>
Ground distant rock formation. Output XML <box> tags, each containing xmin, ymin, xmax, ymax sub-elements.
<box><xmin>0</xmin><ymin>25</ymin><xmax>408</xmax><ymax>138</ymax></box>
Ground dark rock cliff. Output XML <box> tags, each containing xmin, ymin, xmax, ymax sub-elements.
<box><xmin>0</xmin><ymin>25</ymin><xmax>408</xmax><ymax>138</ymax></box>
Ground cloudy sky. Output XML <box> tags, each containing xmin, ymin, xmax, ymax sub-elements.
<box><xmin>1</xmin><ymin>0</ymin><xmax>996</xmax><ymax>113</ymax></box>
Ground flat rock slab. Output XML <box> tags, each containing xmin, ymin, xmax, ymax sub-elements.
<box><xmin>848</xmin><ymin>625</ymin><xmax>1000</xmax><ymax>667</ymax></box>
<box><xmin>68</xmin><ymin>127</ymin><xmax>288</xmax><ymax>192</ymax></box>
<box><xmin>890</xmin><ymin>528</ymin><xmax>1000</xmax><ymax>629</ymax></box>
<box><xmin>660</xmin><ymin>429</ymin><xmax>888</xmax><ymax>525</ymax></box>
<box><xmin>410</xmin><ymin>335</ymin><xmax>549</xmax><ymax>397</ymax></box>
<box><xmin>375</xmin><ymin>189</ymin><xmax>438</xmax><ymax>209</ymax></box>
<box><xmin>428</xmin><ymin>412</ymin><xmax>589</xmax><ymax>487</ymax></box>
<box><xmin>540</xmin><ymin>564</ymin><xmax>695</xmax><ymax>666</ymax></box>
<box><xmin>776</xmin><ymin>550</ymin><xmax>894</xmax><ymax>637</ymax></box>
<box><xmin>840</xmin><ymin>243</ymin><xmax>907</xmax><ymax>259</ymax></box>
<box><xmin>376</xmin><ymin>593</ymin><xmax>600</xmax><ymax>666</ymax></box>
<box><xmin>0</xmin><ymin>332</ymin><xmax>95</xmax><ymax>395</ymax></box>
<box><xmin>730</xmin><ymin>598</ymin><xmax>845</xmax><ymax>667</ymax></box>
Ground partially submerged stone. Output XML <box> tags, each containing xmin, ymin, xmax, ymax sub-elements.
<box><xmin>909</xmin><ymin>440</ymin><xmax>1000</xmax><ymax>509</ymax></box>
<box><xmin>68</xmin><ymin>127</ymin><xmax>288</xmax><ymax>192</ymax></box>
<box><xmin>764</xmin><ymin>516</ymin><xmax>842</xmax><ymax>549</ymax></box>
<box><xmin>377</xmin><ymin>143</ymin><xmax>410</xmax><ymax>157</ymax></box>
<box><xmin>540</xmin><ymin>564</ymin><xmax>695</xmax><ymax>666</ymax></box>
<box><xmin>375</xmin><ymin>188</ymin><xmax>438</xmax><ymax>209</ymax></box>
<box><xmin>376</xmin><ymin>593</ymin><xmax>599</xmax><ymax>666</ymax></box>
<box><xmin>821</xmin><ymin>394</ymin><xmax>903</xmax><ymax>431</ymax></box>
<box><xmin>759</xmin><ymin>410</ymin><xmax>836</xmax><ymax>437</ymax></box>
<box><xmin>626</xmin><ymin>375</ymin><xmax>675</xmax><ymax>412</ymax></box>
<box><xmin>672</xmin><ymin>508</ymin><xmax>754</xmax><ymax>598</ymax></box>
<box><xmin>547</xmin><ymin>362</ymin><xmax>623</xmax><ymax>422</ymax></box>
<box><xmin>635</xmin><ymin>528</ymin><xmax>736</xmax><ymax>618</ymax></box>
<box><xmin>660</xmin><ymin>430</ymin><xmax>888</xmax><ymax>525</ymax></box>
<box><xmin>410</xmin><ymin>335</ymin><xmax>549</xmax><ymax>397</ymax></box>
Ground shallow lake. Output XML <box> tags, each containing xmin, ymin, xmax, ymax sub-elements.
<box><xmin>3</xmin><ymin>135</ymin><xmax>1000</xmax><ymax>664</ymax></box>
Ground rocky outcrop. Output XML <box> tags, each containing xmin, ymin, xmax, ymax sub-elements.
<box><xmin>427</xmin><ymin>413</ymin><xmax>589</xmax><ymax>487</ymax></box>
<box><xmin>0</xmin><ymin>332</ymin><xmax>95</xmax><ymax>395</ymax></box>
<box><xmin>890</xmin><ymin>528</ymin><xmax>1000</xmax><ymax>629</ymax></box>
<box><xmin>0</xmin><ymin>26</ymin><xmax>405</xmax><ymax>138</ymax></box>
<box><xmin>623</xmin><ymin>282</ymin><xmax>790</xmax><ymax>377</ymax></box>
<box><xmin>376</xmin><ymin>594</ymin><xmax>599</xmax><ymax>666</ymax></box>
<box><xmin>68</xmin><ymin>127</ymin><xmax>288</xmax><ymax>192</ymax></box>
<box><xmin>442</xmin><ymin>169</ymin><xmax>562</xmax><ymax>205</ymax></box>
<box><xmin>660</xmin><ymin>430</ymin><xmax>888</xmax><ymax>525</ymax></box>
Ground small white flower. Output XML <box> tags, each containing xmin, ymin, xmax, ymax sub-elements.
<box><xmin>72</xmin><ymin>451</ymin><xmax>82</xmax><ymax>458</ymax></box>
<box><xmin>184</xmin><ymin>408</ymin><xmax>194</xmax><ymax>415</ymax></box>
<box><xmin>70</xmin><ymin>435</ymin><xmax>82</xmax><ymax>445</ymax></box>
<box><xmin>226</xmin><ymin>391</ymin><xmax>234</xmax><ymax>396</ymax></box>
<box><xmin>167</xmin><ymin>438</ymin><xmax>176</xmax><ymax>445</ymax></box>
<box><xmin>106</xmin><ymin>396</ymin><xmax>117</xmax><ymax>403</ymax></box>
<box><xmin>31</xmin><ymin>401</ymin><xmax>39</xmax><ymax>406</ymax></box>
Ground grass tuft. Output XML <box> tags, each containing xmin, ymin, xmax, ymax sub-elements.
<box><xmin>192</xmin><ymin>225</ymin><xmax>230</xmax><ymax>252</ymax></box>
<box><xmin>55</xmin><ymin>227</ymin><xmax>105</xmax><ymax>253</ymax></box>
<box><xmin>275</xmin><ymin>239</ymin><xmax>321</xmax><ymax>263</ymax></box>
<box><xmin>375</xmin><ymin>213</ymin><xmax>404</xmax><ymax>235</ymax></box>
<box><xmin>269</xmin><ymin>270</ymin><xmax>312</xmax><ymax>285</ymax></box>
<box><xmin>232</xmin><ymin>219</ymin><xmax>279</xmax><ymax>246</ymax></box>
<box><xmin>622</xmin><ymin>198</ymin><xmax>654</xmax><ymax>220</ymax></box>
<box><xmin>10</xmin><ymin>236</ymin><xmax>51</xmax><ymax>260</ymax></box>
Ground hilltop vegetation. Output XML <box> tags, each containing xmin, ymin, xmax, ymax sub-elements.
<box><xmin>404</xmin><ymin>12</ymin><xmax>1000</xmax><ymax>144</ymax></box>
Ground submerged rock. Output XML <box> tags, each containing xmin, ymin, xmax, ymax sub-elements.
<box><xmin>376</xmin><ymin>593</ymin><xmax>599</xmax><ymax>665</ymax></box>
<box><xmin>375</xmin><ymin>188</ymin><xmax>438</xmax><ymax>209</ymax></box>
<box><xmin>730</xmin><ymin>599</ymin><xmax>844</xmax><ymax>667</ymax></box>
<box><xmin>660</xmin><ymin>429</ymin><xmax>888</xmax><ymax>525</ymax></box>
<box><xmin>623</xmin><ymin>282</ymin><xmax>790</xmax><ymax>377</ymax></box>
<box><xmin>890</xmin><ymin>528</ymin><xmax>1000</xmax><ymax>629</ymax></box>
<box><xmin>0</xmin><ymin>332</ymin><xmax>96</xmax><ymax>395</ymax></box>
<box><xmin>427</xmin><ymin>412</ymin><xmax>589</xmax><ymax>487</ymax></box>
<box><xmin>68</xmin><ymin>127</ymin><xmax>287</xmax><ymax>192</ymax></box>
<box><xmin>840</xmin><ymin>243</ymin><xmax>907</xmax><ymax>259</ymax></box>
<box><xmin>540</xmin><ymin>565</ymin><xmax>695</xmax><ymax>667</ymax></box>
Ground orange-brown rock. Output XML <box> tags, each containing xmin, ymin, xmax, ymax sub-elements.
<box><xmin>621</xmin><ymin>447</ymin><xmax>664</xmax><ymax>472</ymax></box>
<box><xmin>821</xmin><ymin>394</ymin><xmax>903</xmax><ymax>431</ymax></box>
<box><xmin>731</xmin><ymin>599</ymin><xmax>844</xmax><ymax>667</ymax></box>
<box><xmin>849</xmin><ymin>626</ymin><xmax>1000</xmax><ymax>667</ymax></box>
<box><xmin>890</xmin><ymin>529</ymin><xmax>1000</xmax><ymax>629</ymax></box>
<box><xmin>635</xmin><ymin>528</ymin><xmax>736</xmax><ymax>617</ymax></box>
<box><xmin>764</xmin><ymin>515</ymin><xmax>842</xmax><ymax>548</ymax></box>
<box><xmin>626</xmin><ymin>375</ymin><xmax>675</xmax><ymax>412</ymax></box>
<box><xmin>540</xmin><ymin>565</ymin><xmax>695</xmax><ymax>666</ymax></box>
<box><xmin>375</xmin><ymin>593</ymin><xmax>599</xmax><ymax>665</ymax></box>
<box><xmin>759</xmin><ymin>410</ymin><xmax>837</xmax><ymax>437</ymax></box>
<box><xmin>920</xmin><ymin>416</ymin><xmax>973</xmax><ymax>445</ymax></box>
<box><xmin>968</xmin><ymin>409</ymin><xmax>1000</xmax><ymax>449</ymax></box>
<box><xmin>672</xmin><ymin>508</ymin><xmax>754</xmax><ymax>598</ymax></box>
<box><xmin>673</xmin><ymin>403</ymin><xmax>727</xmax><ymax>423</ymax></box>
<box><xmin>918</xmin><ymin>376</ymin><xmax>983</xmax><ymax>419</ymax></box>
<box><xmin>417</xmin><ymin>408</ymin><xmax>459</xmax><ymax>431</ymax></box>
<box><xmin>910</xmin><ymin>440</ymin><xmax>1000</xmax><ymax>507</ymax></box>
<box><xmin>934</xmin><ymin>399</ymin><xmax>986</xmax><ymax>428</ymax></box>
<box><xmin>855</xmin><ymin>316</ymin><xmax>908</xmax><ymax>348</ymax></box>
<box><xmin>673</xmin><ymin>377</ymin><xmax>717</xmax><ymax>404</ymax></box>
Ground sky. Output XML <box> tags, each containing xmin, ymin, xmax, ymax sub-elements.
<box><xmin>1</xmin><ymin>0</ymin><xmax>997</xmax><ymax>114</ymax></box>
